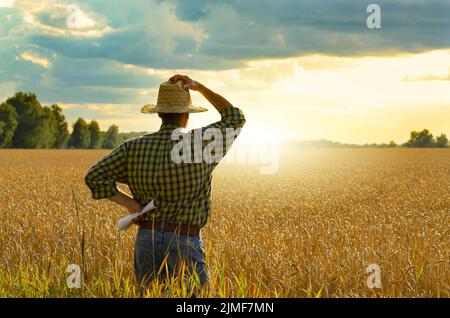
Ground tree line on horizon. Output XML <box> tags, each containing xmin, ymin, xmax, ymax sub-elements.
<box><xmin>0</xmin><ymin>92</ymin><xmax>449</xmax><ymax>149</ymax></box>
<box><xmin>285</xmin><ymin>128</ymin><xmax>448</xmax><ymax>149</ymax></box>
<box><xmin>0</xmin><ymin>92</ymin><xmax>144</xmax><ymax>149</ymax></box>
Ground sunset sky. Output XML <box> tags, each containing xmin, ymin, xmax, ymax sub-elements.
<box><xmin>1</xmin><ymin>0</ymin><xmax>449</xmax><ymax>144</ymax></box>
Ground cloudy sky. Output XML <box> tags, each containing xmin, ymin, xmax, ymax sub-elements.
<box><xmin>1</xmin><ymin>0</ymin><xmax>449</xmax><ymax>143</ymax></box>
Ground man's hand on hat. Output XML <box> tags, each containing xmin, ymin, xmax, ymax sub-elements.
<box><xmin>169</xmin><ymin>74</ymin><xmax>202</xmax><ymax>92</ymax></box>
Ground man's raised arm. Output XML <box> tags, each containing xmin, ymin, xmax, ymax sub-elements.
<box><xmin>169</xmin><ymin>74</ymin><xmax>233</xmax><ymax>114</ymax></box>
<box><xmin>169</xmin><ymin>74</ymin><xmax>246</xmax><ymax>164</ymax></box>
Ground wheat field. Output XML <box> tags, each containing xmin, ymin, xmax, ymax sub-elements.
<box><xmin>0</xmin><ymin>148</ymin><xmax>448</xmax><ymax>297</ymax></box>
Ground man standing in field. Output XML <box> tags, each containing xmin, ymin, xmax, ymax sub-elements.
<box><xmin>84</xmin><ymin>74</ymin><xmax>246</xmax><ymax>293</ymax></box>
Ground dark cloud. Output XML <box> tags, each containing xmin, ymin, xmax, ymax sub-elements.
<box><xmin>12</xmin><ymin>56</ymin><xmax>162</xmax><ymax>104</ymax></box>
<box><xmin>1</xmin><ymin>0</ymin><xmax>449</xmax><ymax>106</ymax></box>
<box><xmin>30</xmin><ymin>31</ymin><xmax>244</xmax><ymax>70</ymax></box>
<box><xmin>22</xmin><ymin>0</ymin><xmax>450</xmax><ymax>72</ymax></box>
<box><xmin>49</xmin><ymin>57</ymin><xmax>161</xmax><ymax>89</ymax></box>
<box><xmin>167</xmin><ymin>0</ymin><xmax>450</xmax><ymax>58</ymax></box>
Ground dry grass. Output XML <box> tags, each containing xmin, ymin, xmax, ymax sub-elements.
<box><xmin>0</xmin><ymin>148</ymin><xmax>448</xmax><ymax>297</ymax></box>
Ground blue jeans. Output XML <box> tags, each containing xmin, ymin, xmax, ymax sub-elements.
<box><xmin>134</xmin><ymin>225</ymin><xmax>209</xmax><ymax>291</ymax></box>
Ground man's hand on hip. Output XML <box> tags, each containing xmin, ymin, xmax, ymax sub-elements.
<box><xmin>108</xmin><ymin>189</ymin><xmax>143</xmax><ymax>214</ymax></box>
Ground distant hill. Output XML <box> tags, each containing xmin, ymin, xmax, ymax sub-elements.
<box><xmin>119</xmin><ymin>131</ymin><xmax>148</xmax><ymax>143</ymax></box>
<box><xmin>282</xmin><ymin>139</ymin><xmax>398</xmax><ymax>149</ymax></box>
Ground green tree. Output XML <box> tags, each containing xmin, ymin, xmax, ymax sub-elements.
<box><xmin>119</xmin><ymin>131</ymin><xmax>146</xmax><ymax>143</ymax></box>
<box><xmin>435</xmin><ymin>133</ymin><xmax>449</xmax><ymax>148</ymax></box>
<box><xmin>102</xmin><ymin>124</ymin><xmax>120</xmax><ymax>149</ymax></box>
<box><xmin>0</xmin><ymin>102</ymin><xmax>18</xmax><ymax>148</ymax></box>
<box><xmin>51</xmin><ymin>104</ymin><xmax>69</xmax><ymax>148</ymax></box>
<box><xmin>7</xmin><ymin>92</ymin><xmax>52</xmax><ymax>148</ymax></box>
<box><xmin>39</xmin><ymin>106</ymin><xmax>58</xmax><ymax>148</ymax></box>
<box><xmin>68</xmin><ymin>118</ymin><xmax>90</xmax><ymax>148</ymax></box>
<box><xmin>88</xmin><ymin>120</ymin><xmax>102</xmax><ymax>149</ymax></box>
<box><xmin>388</xmin><ymin>140</ymin><xmax>397</xmax><ymax>148</ymax></box>
<box><xmin>405</xmin><ymin>129</ymin><xmax>435</xmax><ymax>147</ymax></box>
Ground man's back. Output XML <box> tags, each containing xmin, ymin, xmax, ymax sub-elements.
<box><xmin>85</xmin><ymin>106</ymin><xmax>246</xmax><ymax>227</ymax></box>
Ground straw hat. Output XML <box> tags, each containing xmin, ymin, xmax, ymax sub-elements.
<box><xmin>140</xmin><ymin>80</ymin><xmax>208</xmax><ymax>114</ymax></box>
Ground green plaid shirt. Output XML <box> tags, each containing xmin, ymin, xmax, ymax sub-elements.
<box><xmin>85</xmin><ymin>106</ymin><xmax>245</xmax><ymax>228</ymax></box>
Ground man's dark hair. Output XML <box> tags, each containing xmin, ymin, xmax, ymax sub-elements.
<box><xmin>158</xmin><ymin>113</ymin><xmax>187</xmax><ymax>125</ymax></box>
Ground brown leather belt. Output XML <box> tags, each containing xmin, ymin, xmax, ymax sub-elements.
<box><xmin>138</xmin><ymin>221</ymin><xmax>200</xmax><ymax>236</ymax></box>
